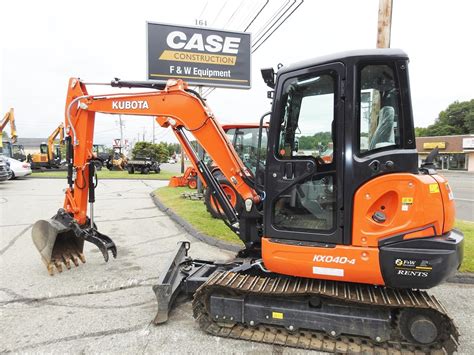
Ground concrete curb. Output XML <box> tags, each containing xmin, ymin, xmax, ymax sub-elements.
<box><xmin>150</xmin><ymin>192</ymin><xmax>474</xmax><ymax>284</ymax></box>
<box><xmin>447</xmin><ymin>272</ymin><xmax>474</xmax><ymax>284</ymax></box>
<box><xmin>150</xmin><ymin>192</ymin><xmax>243</xmax><ymax>253</ymax></box>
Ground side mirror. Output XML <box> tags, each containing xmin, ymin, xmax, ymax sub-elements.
<box><xmin>261</xmin><ymin>68</ymin><xmax>275</xmax><ymax>88</ymax></box>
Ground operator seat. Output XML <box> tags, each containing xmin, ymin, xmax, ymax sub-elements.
<box><xmin>369</xmin><ymin>106</ymin><xmax>395</xmax><ymax>150</ymax></box>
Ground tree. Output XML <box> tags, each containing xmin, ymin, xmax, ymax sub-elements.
<box><xmin>414</xmin><ymin>127</ymin><xmax>428</xmax><ymax>137</ymax></box>
<box><xmin>158</xmin><ymin>141</ymin><xmax>181</xmax><ymax>156</ymax></box>
<box><xmin>419</xmin><ymin>99</ymin><xmax>474</xmax><ymax>137</ymax></box>
<box><xmin>132</xmin><ymin>142</ymin><xmax>169</xmax><ymax>162</ymax></box>
<box><xmin>298</xmin><ymin>132</ymin><xmax>332</xmax><ymax>151</ymax></box>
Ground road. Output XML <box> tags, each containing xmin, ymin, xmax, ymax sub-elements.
<box><xmin>1</xmin><ymin>178</ymin><xmax>473</xmax><ymax>354</ymax></box>
<box><xmin>440</xmin><ymin>171</ymin><xmax>474</xmax><ymax>221</ymax></box>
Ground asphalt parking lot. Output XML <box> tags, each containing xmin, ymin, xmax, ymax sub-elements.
<box><xmin>440</xmin><ymin>171</ymin><xmax>474</xmax><ymax>221</ymax></box>
<box><xmin>1</xmin><ymin>178</ymin><xmax>473</xmax><ymax>354</ymax></box>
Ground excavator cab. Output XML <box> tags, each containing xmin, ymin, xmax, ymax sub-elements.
<box><xmin>39</xmin><ymin>143</ymin><xmax>48</xmax><ymax>157</ymax></box>
<box><xmin>261</xmin><ymin>50</ymin><xmax>462</xmax><ymax>289</ymax></box>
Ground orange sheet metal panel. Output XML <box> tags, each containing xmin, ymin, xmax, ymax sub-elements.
<box><xmin>262</xmin><ymin>238</ymin><xmax>384</xmax><ymax>285</ymax></box>
<box><xmin>352</xmin><ymin>173</ymin><xmax>444</xmax><ymax>247</ymax></box>
<box><xmin>431</xmin><ymin>174</ymin><xmax>456</xmax><ymax>234</ymax></box>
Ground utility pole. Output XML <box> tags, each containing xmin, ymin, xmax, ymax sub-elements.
<box><xmin>119</xmin><ymin>114</ymin><xmax>124</xmax><ymax>148</ymax></box>
<box><xmin>196</xmin><ymin>86</ymin><xmax>205</xmax><ymax>194</ymax></box>
<box><xmin>376</xmin><ymin>0</ymin><xmax>393</xmax><ymax>48</ymax></box>
<box><xmin>152</xmin><ymin>117</ymin><xmax>156</xmax><ymax>144</ymax></box>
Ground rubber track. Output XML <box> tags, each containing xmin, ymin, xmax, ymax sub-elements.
<box><xmin>192</xmin><ymin>271</ymin><xmax>459</xmax><ymax>354</ymax></box>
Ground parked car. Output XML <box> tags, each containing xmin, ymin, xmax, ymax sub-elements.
<box><xmin>167</xmin><ymin>157</ymin><xmax>177</xmax><ymax>164</ymax></box>
<box><xmin>0</xmin><ymin>156</ymin><xmax>10</xmax><ymax>182</ymax></box>
<box><xmin>4</xmin><ymin>156</ymin><xmax>32</xmax><ymax>179</ymax></box>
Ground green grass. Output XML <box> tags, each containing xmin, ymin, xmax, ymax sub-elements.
<box><xmin>32</xmin><ymin>169</ymin><xmax>175</xmax><ymax>180</ymax></box>
<box><xmin>154</xmin><ymin>186</ymin><xmax>243</xmax><ymax>245</ymax></box>
<box><xmin>153</xmin><ymin>185</ymin><xmax>474</xmax><ymax>272</ymax></box>
<box><xmin>457</xmin><ymin>220</ymin><xmax>474</xmax><ymax>273</ymax></box>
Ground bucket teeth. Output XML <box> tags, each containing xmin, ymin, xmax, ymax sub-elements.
<box><xmin>71</xmin><ymin>254</ymin><xmax>79</xmax><ymax>267</ymax></box>
<box><xmin>47</xmin><ymin>251</ymin><xmax>86</xmax><ymax>276</ymax></box>
<box><xmin>54</xmin><ymin>261</ymin><xmax>63</xmax><ymax>274</ymax></box>
<box><xmin>78</xmin><ymin>252</ymin><xmax>86</xmax><ymax>263</ymax></box>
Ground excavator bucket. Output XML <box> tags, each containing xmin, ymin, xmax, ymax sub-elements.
<box><xmin>168</xmin><ymin>176</ymin><xmax>183</xmax><ymax>187</ymax></box>
<box><xmin>32</xmin><ymin>209</ymin><xmax>117</xmax><ymax>275</ymax></box>
<box><xmin>32</xmin><ymin>219</ymin><xmax>85</xmax><ymax>275</ymax></box>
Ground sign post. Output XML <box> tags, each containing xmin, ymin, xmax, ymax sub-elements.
<box><xmin>147</xmin><ymin>22</ymin><xmax>251</xmax><ymax>88</ymax></box>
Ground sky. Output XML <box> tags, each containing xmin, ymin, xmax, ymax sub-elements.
<box><xmin>1</xmin><ymin>0</ymin><xmax>473</xmax><ymax>145</ymax></box>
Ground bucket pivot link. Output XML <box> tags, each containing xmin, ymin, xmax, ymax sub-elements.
<box><xmin>32</xmin><ymin>209</ymin><xmax>117</xmax><ymax>275</ymax></box>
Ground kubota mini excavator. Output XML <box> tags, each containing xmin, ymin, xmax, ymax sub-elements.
<box><xmin>32</xmin><ymin>49</ymin><xmax>463</xmax><ymax>354</ymax></box>
<box><xmin>28</xmin><ymin>122</ymin><xmax>64</xmax><ymax>169</ymax></box>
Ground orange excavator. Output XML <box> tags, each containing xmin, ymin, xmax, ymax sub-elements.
<box><xmin>32</xmin><ymin>49</ymin><xmax>463</xmax><ymax>353</ymax></box>
<box><xmin>169</xmin><ymin>123</ymin><xmax>268</xmax><ymax>219</ymax></box>
<box><xmin>168</xmin><ymin>165</ymin><xmax>199</xmax><ymax>189</ymax></box>
<box><xmin>203</xmin><ymin>123</ymin><xmax>268</xmax><ymax>218</ymax></box>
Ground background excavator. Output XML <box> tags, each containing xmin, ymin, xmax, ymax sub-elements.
<box><xmin>0</xmin><ymin>108</ymin><xmax>26</xmax><ymax>161</ymax></box>
<box><xmin>32</xmin><ymin>49</ymin><xmax>463</xmax><ymax>354</ymax></box>
<box><xmin>28</xmin><ymin>122</ymin><xmax>64</xmax><ymax>169</ymax></box>
<box><xmin>169</xmin><ymin>122</ymin><xmax>268</xmax><ymax>218</ymax></box>
<box><xmin>204</xmin><ymin>122</ymin><xmax>268</xmax><ymax>218</ymax></box>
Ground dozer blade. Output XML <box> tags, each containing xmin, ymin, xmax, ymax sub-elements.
<box><xmin>32</xmin><ymin>209</ymin><xmax>116</xmax><ymax>275</ymax></box>
<box><xmin>152</xmin><ymin>241</ymin><xmax>220</xmax><ymax>324</ymax></box>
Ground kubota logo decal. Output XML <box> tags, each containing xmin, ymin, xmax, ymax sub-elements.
<box><xmin>112</xmin><ymin>101</ymin><xmax>149</xmax><ymax>110</ymax></box>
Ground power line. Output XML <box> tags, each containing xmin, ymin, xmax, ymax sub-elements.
<box><xmin>244</xmin><ymin>0</ymin><xmax>270</xmax><ymax>31</ymax></box>
<box><xmin>198</xmin><ymin>1</ymin><xmax>209</xmax><ymax>19</ymax></box>
<box><xmin>253</xmin><ymin>0</ymin><xmax>290</xmax><ymax>40</ymax></box>
<box><xmin>203</xmin><ymin>0</ymin><xmax>304</xmax><ymax>98</ymax></box>
<box><xmin>210</xmin><ymin>0</ymin><xmax>229</xmax><ymax>26</ymax></box>
<box><xmin>222</xmin><ymin>0</ymin><xmax>247</xmax><ymax>29</ymax></box>
<box><xmin>252</xmin><ymin>0</ymin><xmax>304</xmax><ymax>52</ymax></box>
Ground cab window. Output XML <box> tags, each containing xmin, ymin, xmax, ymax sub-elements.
<box><xmin>278</xmin><ymin>73</ymin><xmax>335</xmax><ymax>162</ymax></box>
<box><xmin>359</xmin><ymin>64</ymin><xmax>401</xmax><ymax>153</ymax></box>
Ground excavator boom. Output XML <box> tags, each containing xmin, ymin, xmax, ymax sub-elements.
<box><xmin>0</xmin><ymin>108</ymin><xmax>17</xmax><ymax>148</ymax></box>
<box><xmin>32</xmin><ymin>77</ymin><xmax>259</xmax><ymax>274</ymax></box>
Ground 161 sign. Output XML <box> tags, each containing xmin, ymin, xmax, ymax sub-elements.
<box><xmin>147</xmin><ymin>22</ymin><xmax>251</xmax><ymax>89</ymax></box>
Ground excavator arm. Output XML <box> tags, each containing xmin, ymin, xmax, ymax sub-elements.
<box><xmin>0</xmin><ymin>108</ymin><xmax>17</xmax><ymax>148</ymax></box>
<box><xmin>32</xmin><ymin>77</ymin><xmax>260</xmax><ymax>274</ymax></box>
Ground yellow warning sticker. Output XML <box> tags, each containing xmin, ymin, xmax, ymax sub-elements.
<box><xmin>429</xmin><ymin>184</ymin><xmax>440</xmax><ymax>193</ymax></box>
<box><xmin>402</xmin><ymin>197</ymin><xmax>414</xmax><ymax>204</ymax></box>
<box><xmin>272</xmin><ymin>312</ymin><xmax>284</xmax><ymax>319</ymax></box>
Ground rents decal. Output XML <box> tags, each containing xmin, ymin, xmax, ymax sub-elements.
<box><xmin>394</xmin><ymin>258</ymin><xmax>433</xmax><ymax>278</ymax></box>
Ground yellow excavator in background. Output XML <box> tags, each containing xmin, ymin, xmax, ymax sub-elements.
<box><xmin>0</xmin><ymin>108</ymin><xmax>26</xmax><ymax>160</ymax></box>
<box><xmin>28</xmin><ymin>122</ymin><xmax>64</xmax><ymax>169</ymax></box>
<box><xmin>0</xmin><ymin>108</ymin><xmax>17</xmax><ymax>148</ymax></box>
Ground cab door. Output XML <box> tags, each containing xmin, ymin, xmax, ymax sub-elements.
<box><xmin>264</xmin><ymin>63</ymin><xmax>345</xmax><ymax>244</ymax></box>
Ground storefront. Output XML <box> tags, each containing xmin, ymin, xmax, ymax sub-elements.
<box><xmin>416</xmin><ymin>135</ymin><xmax>474</xmax><ymax>171</ymax></box>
